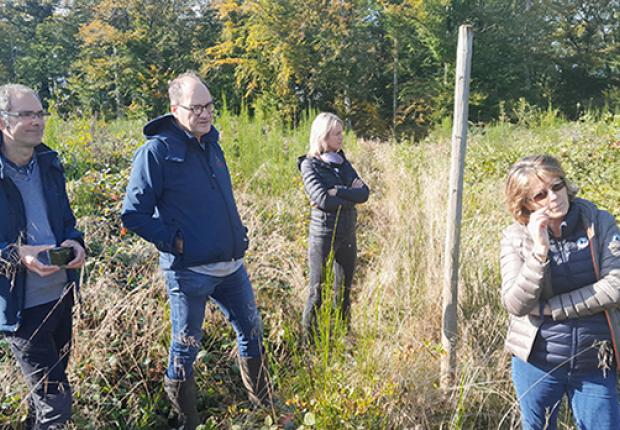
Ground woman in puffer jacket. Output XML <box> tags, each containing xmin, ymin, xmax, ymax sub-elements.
<box><xmin>298</xmin><ymin>112</ymin><xmax>369</xmax><ymax>340</ymax></box>
<box><xmin>501</xmin><ymin>154</ymin><xmax>620</xmax><ymax>429</ymax></box>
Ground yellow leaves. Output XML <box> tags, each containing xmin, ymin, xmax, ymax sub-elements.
<box><xmin>206</xmin><ymin>40</ymin><xmax>236</xmax><ymax>58</ymax></box>
<box><xmin>94</xmin><ymin>0</ymin><xmax>126</xmax><ymax>16</ymax></box>
<box><xmin>403</xmin><ymin>0</ymin><xmax>427</xmax><ymax>14</ymax></box>
<box><xmin>574</xmin><ymin>22</ymin><xmax>587</xmax><ymax>38</ymax></box>
<box><xmin>207</xmin><ymin>57</ymin><xmax>245</xmax><ymax>68</ymax></box>
<box><xmin>78</xmin><ymin>19</ymin><xmax>123</xmax><ymax>46</ymax></box>
<box><xmin>213</xmin><ymin>0</ymin><xmax>247</xmax><ymax>20</ymax></box>
<box><xmin>245</xmin><ymin>23</ymin><xmax>265</xmax><ymax>49</ymax></box>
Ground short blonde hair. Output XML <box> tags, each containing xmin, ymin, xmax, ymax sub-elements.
<box><xmin>505</xmin><ymin>154</ymin><xmax>578</xmax><ymax>225</ymax></box>
<box><xmin>307</xmin><ymin>112</ymin><xmax>343</xmax><ymax>157</ymax></box>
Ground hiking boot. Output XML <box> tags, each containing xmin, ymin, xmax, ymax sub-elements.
<box><xmin>163</xmin><ymin>375</ymin><xmax>199</xmax><ymax>430</ymax></box>
<box><xmin>238</xmin><ymin>355</ymin><xmax>271</xmax><ymax>407</ymax></box>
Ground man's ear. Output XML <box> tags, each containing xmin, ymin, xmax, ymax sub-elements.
<box><xmin>0</xmin><ymin>115</ymin><xmax>8</xmax><ymax>133</ymax></box>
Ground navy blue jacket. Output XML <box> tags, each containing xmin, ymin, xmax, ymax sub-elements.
<box><xmin>529</xmin><ymin>203</ymin><xmax>611</xmax><ymax>372</ymax></box>
<box><xmin>0</xmin><ymin>136</ymin><xmax>84</xmax><ymax>333</ymax></box>
<box><xmin>121</xmin><ymin>115</ymin><xmax>248</xmax><ymax>270</ymax></box>
<box><xmin>298</xmin><ymin>152</ymin><xmax>369</xmax><ymax>237</ymax></box>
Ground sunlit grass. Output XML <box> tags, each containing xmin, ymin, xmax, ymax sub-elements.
<box><xmin>0</xmin><ymin>108</ymin><xmax>618</xmax><ymax>428</ymax></box>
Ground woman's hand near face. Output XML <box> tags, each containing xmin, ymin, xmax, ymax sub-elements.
<box><xmin>528</xmin><ymin>205</ymin><xmax>551</xmax><ymax>259</ymax></box>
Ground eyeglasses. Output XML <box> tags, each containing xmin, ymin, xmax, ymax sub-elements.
<box><xmin>1</xmin><ymin>110</ymin><xmax>50</xmax><ymax>120</ymax></box>
<box><xmin>529</xmin><ymin>180</ymin><xmax>566</xmax><ymax>203</ymax></box>
<box><xmin>176</xmin><ymin>103</ymin><xmax>215</xmax><ymax>116</ymax></box>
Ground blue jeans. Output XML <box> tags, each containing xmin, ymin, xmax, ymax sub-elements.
<box><xmin>164</xmin><ymin>265</ymin><xmax>263</xmax><ymax>381</ymax></box>
<box><xmin>512</xmin><ymin>356</ymin><xmax>620</xmax><ymax>429</ymax></box>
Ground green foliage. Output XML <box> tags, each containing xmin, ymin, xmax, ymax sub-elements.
<box><xmin>465</xmin><ymin>109</ymin><xmax>620</xmax><ymax>218</ymax></box>
<box><xmin>63</xmin><ymin>0</ymin><xmax>221</xmax><ymax>118</ymax></box>
<box><xmin>2</xmin><ymin>0</ymin><xmax>617</xmax><ymax>137</ymax></box>
<box><xmin>0</xmin><ymin>109</ymin><xmax>618</xmax><ymax>428</ymax></box>
<box><xmin>205</xmin><ymin>0</ymin><xmax>394</xmax><ymax>136</ymax></box>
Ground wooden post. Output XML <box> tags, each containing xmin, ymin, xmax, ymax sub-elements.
<box><xmin>440</xmin><ymin>24</ymin><xmax>473</xmax><ymax>389</ymax></box>
<box><xmin>392</xmin><ymin>36</ymin><xmax>398</xmax><ymax>138</ymax></box>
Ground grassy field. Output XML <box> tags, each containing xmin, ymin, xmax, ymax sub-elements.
<box><xmin>0</xmin><ymin>107</ymin><xmax>618</xmax><ymax>429</ymax></box>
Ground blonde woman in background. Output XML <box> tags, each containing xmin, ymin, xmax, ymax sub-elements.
<box><xmin>297</xmin><ymin>113</ymin><xmax>369</xmax><ymax>341</ymax></box>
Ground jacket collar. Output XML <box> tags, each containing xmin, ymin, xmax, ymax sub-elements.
<box><xmin>572</xmin><ymin>198</ymin><xmax>598</xmax><ymax>234</ymax></box>
<box><xmin>0</xmin><ymin>133</ymin><xmax>58</xmax><ymax>180</ymax></box>
<box><xmin>143</xmin><ymin>114</ymin><xmax>220</xmax><ymax>163</ymax></box>
<box><xmin>302</xmin><ymin>150</ymin><xmax>348</xmax><ymax>167</ymax></box>
<box><xmin>558</xmin><ymin>202</ymin><xmax>581</xmax><ymax>238</ymax></box>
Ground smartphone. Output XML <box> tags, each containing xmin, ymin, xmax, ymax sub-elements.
<box><xmin>46</xmin><ymin>246</ymin><xmax>75</xmax><ymax>267</ymax></box>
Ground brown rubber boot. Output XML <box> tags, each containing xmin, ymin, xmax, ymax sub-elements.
<box><xmin>163</xmin><ymin>375</ymin><xmax>199</xmax><ymax>430</ymax></box>
<box><xmin>238</xmin><ymin>355</ymin><xmax>272</xmax><ymax>407</ymax></box>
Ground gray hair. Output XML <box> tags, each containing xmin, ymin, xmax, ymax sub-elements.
<box><xmin>168</xmin><ymin>71</ymin><xmax>207</xmax><ymax>105</ymax></box>
<box><xmin>0</xmin><ymin>84</ymin><xmax>39</xmax><ymax>114</ymax></box>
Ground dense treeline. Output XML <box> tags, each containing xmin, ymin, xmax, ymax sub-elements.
<box><xmin>1</xmin><ymin>0</ymin><xmax>618</xmax><ymax>137</ymax></box>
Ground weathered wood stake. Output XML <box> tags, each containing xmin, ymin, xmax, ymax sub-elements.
<box><xmin>441</xmin><ymin>24</ymin><xmax>473</xmax><ymax>389</ymax></box>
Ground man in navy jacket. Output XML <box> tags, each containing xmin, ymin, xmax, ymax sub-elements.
<box><xmin>122</xmin><ymin>72</ymin><xmax>269</xmax><ymax>428</ymax></box>
<box><xmin>0</xmin><ymin>84</ymin><xmax>85</xmax><ymax>429</ymax></box>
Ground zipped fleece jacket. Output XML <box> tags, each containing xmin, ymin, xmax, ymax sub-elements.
<box><xmin>500</xmin><ymin>198</ymin><xmax>620</xmax><ymax>367</ymax></box>
<box><xmin>0</xmin><ymin>136</ymin><xmax>84</xmax><ymax>333</ymax></box>
<box><xmin>121</xmin><ymin>115</ymin><xmax>248</xmax><ymax>270</ymax></box>
<box><xmin>297</xmin><ymin>152</ymin><xmax>369</xmax><ymax>237</ymax></box>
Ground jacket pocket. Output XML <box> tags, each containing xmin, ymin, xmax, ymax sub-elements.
<box><xmin>176</xmin><ymin>224</ymin><xmax>198</xmax><ymax>264</ymax></box>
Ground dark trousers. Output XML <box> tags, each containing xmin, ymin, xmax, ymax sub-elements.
<box><xmin>302</xmin><ymin>232</ymin><xmax>357</xmax><ymax>338</ymax></box>
<box><xmin>7</xmin><ymin>294</ymin><xmax>73</xmax><ymax>430</ymax></box>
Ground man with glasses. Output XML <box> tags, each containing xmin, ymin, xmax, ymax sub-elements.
<box><xmin>122</xmin><ymin>72</ymin><xmax>270</xmax><ymax>429</ymax></box>
<box><xmin>0</xmin><ymin>84</ymin><xmax>86</xmax><ymax>429</ymax></box>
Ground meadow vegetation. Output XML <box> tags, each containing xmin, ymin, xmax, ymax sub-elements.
<box><xmin>0</xmin><ymin>107</ymin><xmax>618</xmax><ymax>429</ymax></box>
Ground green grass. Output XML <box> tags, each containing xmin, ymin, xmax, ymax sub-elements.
<box><xmin>0</xmin><ymin>108</ymin><xmax>618</xmax><ymax>429</ymax></box>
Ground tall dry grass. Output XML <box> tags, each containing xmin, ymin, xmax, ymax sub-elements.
<box><xmin>0</xmin><ymin>108</ymin><xmax>618</xmax><ymax>429</ymax></box>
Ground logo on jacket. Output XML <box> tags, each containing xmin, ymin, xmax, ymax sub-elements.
<box><xmin>549</xmin><ymin>237</ymin><xmax>589</xmax><ymax>265</ymax></box>
<box><xmin>576</xmin><ymin>237</ymin><xmax>589</xmax><ymax>250</ymax></box>
<box><xmin>214</xmin><ymin>153</ymin><xmax>225</xmax><ymax>169</ymax></box>
<box><xmin>610</xmin><ymin>234</ymin><xmax>620</xmax><ymax>257</ymax></box>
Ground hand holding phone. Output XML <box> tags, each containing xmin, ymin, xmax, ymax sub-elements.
<box><xmin>59</xmin><ymin>239</ymin><xmax>86</xmax><ymax>269</ymax></box>
<box><xmin>46</xmin><ymin>246</ymin><xmax>76</xmax><ymax>267</ymax></box>
<box><xmin>18</xmin><ymin>244</ymin><xmax>60</xmax><ymax>277</ymax></box>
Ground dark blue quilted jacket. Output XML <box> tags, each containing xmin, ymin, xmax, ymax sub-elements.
<box><xmin>297</xmin><ymin>152</ymin><xmax>369</xmax><ymax>238</ymax></box>
<box><xmin>529</xmin><ymin>203</ymin><xmax>612</xmax><ymax>372</ymax></box>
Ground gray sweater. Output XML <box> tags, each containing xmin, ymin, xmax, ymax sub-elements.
<box><xmin>2</xmin><ymin>154</ymin><xmax>67</xmax><ymax>308</ymax></box>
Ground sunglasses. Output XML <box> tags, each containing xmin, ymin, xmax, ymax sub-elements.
<box><xmin>529</xmin><ymin>180</ymin><xmax>566</xmax><ymax>203</ymax></box>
